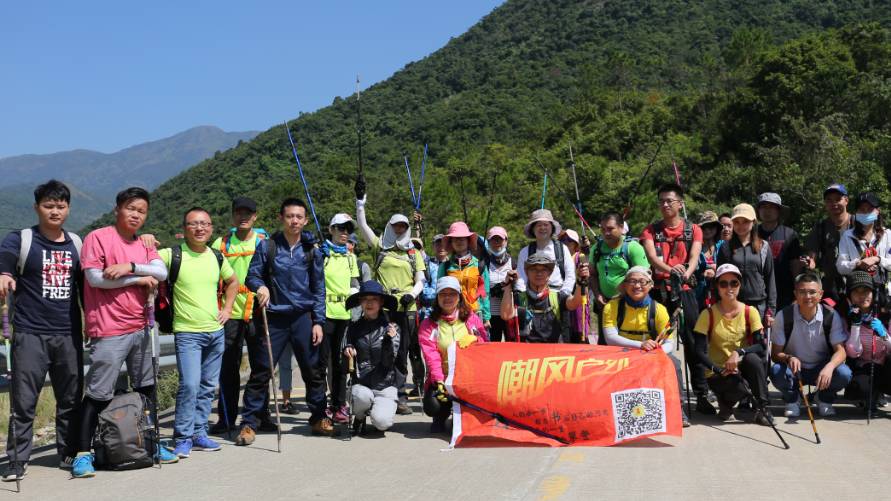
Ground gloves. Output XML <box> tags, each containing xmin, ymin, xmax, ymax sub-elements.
<box><xmin>400</xmin><ymin>293</ymin><xmax>415</xmax><ymax>309</ymax></box>
<box><xmin>457</xmin><ymin>334</ymin><xmax>478</xmax><ymax>349</ymax></box>
<box><xmin>435</xmin><ymin>382</ymin><xmax>448</xmax><ymax>403</ymax></box>
<box><xmin>871</xmin><ymin>318</ymin><xmax>887</xmax><ymax>338</ymax></box>
<box><xmin>355</xmin><ymin>174</ymin><xmax>366</xmax><ymax>200</ymax></box>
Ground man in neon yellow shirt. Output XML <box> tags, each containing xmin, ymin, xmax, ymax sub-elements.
<box><xmin>210</xmin><ymin>197</ymin><xmax>269</xmax><ymax>434</ymax></box>
<box><xmin>159</xmin><ymin>207</ymin><xmax>238</xmax><ymax>457</ymax></box>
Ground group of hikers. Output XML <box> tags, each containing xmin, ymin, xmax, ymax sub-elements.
<box><xmin>1</xmin><ymin>174</ymin><xmax>888</xmax><ymax>482</ymax></box>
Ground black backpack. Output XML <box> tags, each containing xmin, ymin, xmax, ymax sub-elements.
<box><xmin>525</xmin><ymin>239</ymin><xmax>566</xmax><ymax>280</ymax></box>
<box><xmin>93</xmin><ymin>392</ymin><xmax>156</xmax><ymax>471</ymax></box>
<box><xmin>651</xmin><ymin>220</ymin><xmax>694</xmax><ymax>262</ymax></box>
<box><xmin>615</xmin><ymin>299</ymin><xmax>658</xmax><ymax>341</ymax></box>
<box><xmin>781</xmin><ymin>304</ymin><xmax>834</xmax><ymax>351</ymax></box>
<box><xmin>155</xmin><ymin>245</ymin><xmax>224</xmax><ymax>333</ymax></box>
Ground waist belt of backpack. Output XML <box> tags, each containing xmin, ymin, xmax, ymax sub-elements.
<box><xmin>327</xmin><ymin>294</ymin><xmax>348</xmax><ymax>303</ymax></box>
<box><xmin>238</xmin><ymin>285</ymin><xmax>255</xmax><ymax>322</ymax></box>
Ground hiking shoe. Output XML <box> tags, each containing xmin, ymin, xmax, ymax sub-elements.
<box><xmin>257</xmin><ymin>420</ymin><xmax>279</xmax><ymax>432</ymax></box>
<box><xmin>352</xmin><ymin>416</ymin><xmax>366</xmax><ymax>436</ymax></box>
<box><xmin>2</xmin><ymin>461</ymin><xmax>26</xmax><ymax>482</ymax></box>
<box><xmin>156</xmin><ymin>447</ymin><xmax>179</xmax><ymax>464</ymax></box>
<box><xmin>333</xmin><ymin>405</ymin><xmax>350</xmax><ymax>424</ymax></box>
<box><xmin>396</xmin><ymin>398</ymin><xmax>413</xmax><ymax>415</ymax></box>
<box><xmin>717</xmin><ymin>401</ymin><xmax>734</xmax><ymax>421</ymax></box>
<box><xmin>234</xmin><ymin>426</ymin><xmax>256</xmax><ymax>446</ymax></box>
<box><xmin>878</xmin><ymin>394</ymin><xmax>888</xmax><ymax>408</ymax></box>
<box><xmin>209</xmin><ymin>421</ymin><xmax>235</xmax><ymax>434</ymax></box>
<box><xmin>784</xmin><ymin>402</ymin><xmax>800</xmax><ymax>418</ymax></box>
<box><xmin>71</xmin><ymin>453</ymin><xmax>95</xmax><ymax>478</ymax></box>
<box><xmin>695</xmin><ymin>397</ymin><xmax>717</xmax><ymax>415</ymax></box>
<box><xmin>192</xmin><ymin>435</ymin><xmax>222</xmax><ymax>451</ymax></box>
<box><xmin>173</xmin><ymin>438</ymin><xmax>192</xmax><ymax>458</ymax></box>
<box><xmin>754</xmin><ymin>410</ymin><xmax>774</xmax><ymax>427</ymax></box>
<box><xmin>817</xmin><ymin>401</ymin><xmax>836</xmax><ymax>417</ymax></box>
<box><xmin>59</xmin><ymin>455</ymin><xmax>75</xmax><ymax>469</ymax></box>
<box><xmin>311</xmin><ymin>417</ymin><xmax>335</xmax><ymax>436</ymax></box>
<box><xmin>681</xmin><ymin>410</ymin><xmax>691</xmax><ymax>428</ymax></box>
<box><xmin>280</xmin><ymin>401</ymin><xmax>297</xmax><ymax>415</ymax></box>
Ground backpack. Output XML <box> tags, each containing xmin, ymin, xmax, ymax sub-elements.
<box><xmin>651</xmin><ymin>220</ymin><xmax>693</xmax><ymax>262</ymax></box>
<box><xmin>16</xmin><ymin>228</ymin><xmax>82</xmax><ymax>275</ymax></box>
<box><xmin>219</xmin><ymin>228</ymin><xmax>267</xmax><ymax>257</ymax></box>
<box><xmin>781</xmin><ymin>303</ymin><xmax>834</xmax><ymax>352</ymax></box>
<box><xmin>373</xmin><ymin>247</ymin><xmax>418</xmax><ymax>281</ymax></box>
<box><xmin>517</xmin><ymin>289</ymin><xmax>564</xmax><ymax>342</ymax></box>
<box><xmin>93</xmin><ymin>392</ymin><xmax>156</xmax><ymax>471</ymax></box>
<box><xmin>705</xmin><ymin>304</ymin><xmax>754</xmax><ymax>345</ymax></box>
<box><xmin>615</xmin><ymin>298</ymin><xmax>658</xmax><ymax>341</ymax></box>
<box><xmin>155</xmin><ymin>245</ymin><xmax>225</xmax><ymax>333</ymax></box>
<box><xmin>525</xmin><ymin>240</ymin><xmax>566</xmax><ymax>281</ymax></box>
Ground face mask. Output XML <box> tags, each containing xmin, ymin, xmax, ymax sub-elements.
<box><xmin>856</xmin><ymin>211</ymin><xmax>879</xmax><ymax>225</ymax></box>
<box><xmin>489</xmin><ymin>247</ymin><xmax>507</xmax><ymax>257</ymax></box>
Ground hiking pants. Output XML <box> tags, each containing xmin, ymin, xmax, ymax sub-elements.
<box><xmin>240</xmin><ymin>311</ymin><xmax>324</xmax><ymax>428</ymax></box>
<box><xmin>770</xmin><ymin>361</ymin><xmax>852</xmax><ymax>404</ymax></box>
<box><xmin>846</xmin><ymin>362</ymin><xmax>891</xmax><ymax>401</ymax></box>
<box><xmin>352</xmin><ymin>384</ymin><xmax>398</xmax><ymax>431</ymax></box>
<box><xmin>310</xmin><ymin>318</ymin><xmax>349</xmax><ymax>409</ymax></box>
<box><xmin>6</xmin><ymin>330</ymin><xmax>82</xmax><ymax>462</ymax></box>
<box><xmin>706</xmin><ymin>353</ymin><xmax>770</xmax><ymax>407</ymax></box>
<box><xmin>392</xmin><ymin>310</ymin><xmax>422</xmax><ymax>394</ymax></box>
<box><xmin>216</xmin><ymin>317</ymin><xmax>255</xmax><ymax>427</ymax></box>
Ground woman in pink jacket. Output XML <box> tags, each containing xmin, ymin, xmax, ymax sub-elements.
<box><xmin>842</xmin><ymin>271</ymin><xmax>891</xmax><ymax>415</ymax></box>
<box><xmin>419</xmin><ymin>276</ymin><xmax>487</xmax><ymax>433</ymax></box>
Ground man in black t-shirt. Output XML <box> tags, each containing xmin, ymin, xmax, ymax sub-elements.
<box><xmin>803</xmin><ymin>184</ymin><xmax>853</xmax><ymax>305</ymax></box>
<box><xmin>756</xmin><ymin>192</ymin><xmax>803</xmax><ymax>310</ymax></box>
<box><xmin>0</xmin><ymin>180</ymin><xmax>83</xmax><ymax>481</ymax></box>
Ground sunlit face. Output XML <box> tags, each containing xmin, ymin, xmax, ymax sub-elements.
<box><xmin>526</xmin><ymin>264</ymin><xmax>552</xmax><ymax>289</ymax></box>
<box><xmin>622</xmin><ymin>272</ymin><xmax>652</xmax><ymax>301</ymax></box>
<box><xmin>35</xmin><ymin>198</ymin><xmax>69</xmax><ymax>229</ymax></box>
<box><xmin>487</xmin><ymin>235</ymin><xmax>506</xmax><ymax>252</ymax></box>
<box><xmin>658</xmin><ymin>191</ymin><xmax>682</xmax><ymax>219</ymax></box>
<box><xmin>330</xmin><ymin>223</ymin><xmax>351</xmax><ymax>245</ymax></box>
<box><xmin>824</xmin><ymin>192</ymin><xmax>848</xmax><ymax>217</ymax></box>
<box><xmin>715</xmin><ymin>273</ymin><xmax>741</xmax><ymax>301</ymax></box>
<box><xmin>794</xmin><ymin>280</ymin><xmax>823</xmax><ymax>308</ymax></box>
<box><xmin>392</xmin><ymin>222</ymin><xmax>409</xmax><ymax>236</ymax></box>
<box><xmin>849</xmin><ymin>287</ymin><xmax>873</xmax><ymax>311</ymax></box>
<box><xmin>232</xmin><ymin>208</ymin><xmax>257</xmax><ymax>231</ymax></box>
<box><xmin>183</xmin><ymin>210</ymin><xmax>213</xmax><ymax>245</ymax></box>
<box><xmin>437</xmin><ymin>289</ymin><xmax>460</xmax><ymax>313</ymax></box>
<box><xmin>533</xmin><ymin>221</ymin><xmax>553</xmax><ymax>240</ymax></box>
<box><xmin>600</xmin><ymin>219</ymin><xmax>623</xmax><ymax>246</ymax></box>
<box><xmin>279</xmin><ymin>205</ymin><xmax>307</xmax><ymax>236</ymax></box>
<box><xmin>732</xmin><ymin>217</ymin><xmax>753</xmax><ymax>237</ymax></box>
<box><xmin>719</xmin><ymin>217</ymin><xmax>733</xmax><ymax>241</ymax></box>
<box><xmin>115</xmin><ymin>198</ymin><xmax>149</xmax><ymax>233</ymax></box>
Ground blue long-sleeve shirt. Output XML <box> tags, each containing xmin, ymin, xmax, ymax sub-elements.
<box><xmin>246</xmin><ymin>231</ymin><xmax>326</xmax><ymax>325</ymax></box>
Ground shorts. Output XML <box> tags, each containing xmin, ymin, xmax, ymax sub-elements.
<box><xmin>84</xmin><ymin>329</ymin><xmax>154</xmax><ymax>401</ymax></box>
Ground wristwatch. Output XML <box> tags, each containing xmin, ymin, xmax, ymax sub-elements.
<box><xmin>130</xmin><ymin>262</ymin><xmax>136</xmax><ymax>273</ymax></box>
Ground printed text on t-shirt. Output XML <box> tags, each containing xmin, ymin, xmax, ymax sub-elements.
<box><xmin>42</xmin><ymin>250</ymin><xmax>72</xmax><ymax>299</ymax></box>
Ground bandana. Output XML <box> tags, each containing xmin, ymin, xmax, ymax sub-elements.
<box><xmin>323</xmin><ymin>240</ymin><xmax>348</xmax><ymax>256</ymax></box>
<box><xmin>625</xmin><ymin>295</ymin><xmax>652</xmax><ymax>308</ymax></box>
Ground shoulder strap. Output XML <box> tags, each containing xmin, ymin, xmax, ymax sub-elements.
<box><xmin>652</xmin><ymin>221</ymin><xmax>665</xmax><ymax>241</ymax></box>
<box><xmin>821</xmin><ymin>304</ymin><xmax>834</xmax><ymax>348</ymax></box>
<box><xmin>67</xmin><ymin>231</ymin><xmax>83</xmax><ymax>258</ymax></box>
<box><xmin>548</xmin><ymin>290</ymin><xmax>560</xmax><ymax>321</ymax></box>
<box><xmin>16</xmin><ymin>228</ymin><xmax>32</xmax><ymax>275</ymax></box>
<box><xmin>168</xmin><ymin>245</ymin><xmax>183</xmax><ymax>286</ymax></box>
<box><xmin>617</xmin><ymin>299</ymin><xmax>627</xmax><ymax>332</ymax></box>
<box><xmin>782</xmin><ymin>304</ymin><xmax>794</xmax><ymax>349</ymax></box>
<box><xmin>647</xmin><ymin>300</ymin><xmax>657</xmax><ymax>339</ymax></box>
<box><xmin>211</xmin><ymin>248</ymin><xmax>224</xmax><ymax>269</ymax></box>
<box><xmin>265</xmin><ymin>233</ymin><xmax>278</xmax><ymax>279</ymax></box>
<box><xmin>682</xmin><ymin>220</ymin><xmax>694</xmax><ymax>255</ymax></box>
<box><xmin>553</xmin><ymin>240</ymin><xmax>566</xmax><ymax>280</ymax></box>
<box><xmin>620</xmin><ymin>238</ymin><xmax>631</xmax><ymax>264</ymax></box>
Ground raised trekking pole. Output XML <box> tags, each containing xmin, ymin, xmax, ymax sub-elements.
<box><xmin>569</xmin><ymin>144</ymin><xmax>585</xmax><ymax>236</ymax></box>
<box><xmin>416</xmin><ymin>143</ymin><xmax>428</xmax><ymax>211</ymax></box>
<box><xmin>540</xmin><ymin>172</ymin><xmax>548</xmax><ymax>210</ymax></box>
<box><xmin>737</xmin><ymin>375</ymin><xmax>789</xmax><ymax>449</ymax></box>
<box><xmin>624</xmin><ymin>140</ymin><xmax>664</xmax><ymax>220</ymax></box>
<box><xmin>145</xmin><ymin>292</ymin><xmax>163</xmax><ymax>467</ymax></box>
<box><xmin>260</xmin><ymin>307</ymin><xmax>282</xmax><ymax>452</ymax></box>
<box><xmin>798</xmin><ymin>378</ymin><xmax>821</xmax><ymax>444</ymax></box>
<box><xmin>671</xmin><ymin>158</ymin><xmax>689</xmax><ymax>221</ymax></box>
<box><xmin>355</xmin><ymin>75</ymin><xmax>364</xmax><ymax>176</ymax></box>
<box><xmin>535</xmin><ymin>156</ymin><xmax>597</xmax><ymax>238</ymax></box>
<box><xmin>404</xmin><ymin>154</ymin><xmax>418</xmax><ymax>208</ymax></box>
<box><xmin>3</xmin><ymin>298</ymin><xmax>20</xmax><ymax>492</ymax></box>
<box><xmin>283</xmin><ymin>120</ymin><xmax>325</xmax><ymax>243</ymax></box>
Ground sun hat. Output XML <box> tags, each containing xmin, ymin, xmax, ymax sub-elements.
<box><xmin>441</xmin><ymin>221</ymin><xmax>478</xmax><ymax>252</ymax></box>
<box><xmin>487</xmin><ymin>226</ymin><xmax>508</xmax><ymax>240</ymax></box>
<box><xmin>329</xmin><ymin>213</ymin><xmax>356</xmax><ymax>232</ymax></box>
<box><xmin>523</xmin><ymin>209</ymin><xmax>562</xmax><ymax>239</ymax></box>
<box><xmin>344</xmin><ymin>280</ymin><xmax>398</xmax><ymax>311</ymax></box>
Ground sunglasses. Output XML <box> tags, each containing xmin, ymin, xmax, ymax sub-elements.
<box><xmin>717</xmin><ymin>279</ymin><xmax>740</xmax><ymax>289</ymax></box>
<box><xmin>332</xmin><ymin>223</ymin><xmax>353</xmax><ymax>232</ymax></box>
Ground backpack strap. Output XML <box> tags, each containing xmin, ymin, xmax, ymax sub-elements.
<box><xmin>821</xmin><ymin>304</ymin><xmax>834</xmax><ymax>349</ymax></box>
<box><xmin>168</xmin><ymin>245</ymin><xmax>183</xmax><ymax>286</ymax></box>
<box><xmin>67</xmin><ymin>231</ymin><xmax>83</xmax><ymax>258</ymax></box>
<box><xmin>16</xmin><ymin>228</ymin><xmax>32</xmax><ymax>276</ymax></box>
<box><xmin>548</xmin><ymin>289</ymin><xmax>561</xmax><ymax>321</ymax></box>
<box><xmin>265</xmin><ymin>233</ymin><xmax>278</xmax><ymax>280</ymax></box>
<box><xmin>617</xmin><ymin>299</ymin><xmax>627</xmax><ymax>333</ymax></box>
<box><xmin>620</xmin><ymin>238</ymin><xmax>631</xmax><ymax>264</ymax></box>
<box><xmin>682</xmin><ymin>220</ymin><xmax>694</xmax><ymax>256</ymax></box>
<box><xmin>744</xmin><ymin>305</ymin><xmax>752</xmax><ymax>345</ymax></box>
<box><xmin>553</xmin><ymin>240</ymin><xmax>566</xmax><ymax>281</ymax></box>
<box><xmin>210</xmin><ymin>248</ymin><xmax>224</xmax><ymax>270</ymax></box>
<box><xmin>782</xmin><ymin>304</ymin><xmax>794</xmax><ymax>350</ymax></box>
<box><xmin>646</xmin><ymin>300</ymin><xmax>657</xmax><ymax>339</ymax></box>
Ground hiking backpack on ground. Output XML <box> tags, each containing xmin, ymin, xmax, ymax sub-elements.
<box><xmin>93</xmin><ymin>392</ymin><xmax>156</xmax><ymax>471</ymax></box>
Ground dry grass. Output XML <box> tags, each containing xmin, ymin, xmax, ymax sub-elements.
<box><xmin>0</xmin><ymin>388</ymin><xmax>58</xmax><ymax>446</ymax></box>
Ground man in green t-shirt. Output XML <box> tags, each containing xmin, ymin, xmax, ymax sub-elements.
<box><xmin>311</xmin><ymin>213</ymin><xmax>360</xmax><ymax>424</ymax></box>
<box><xmin>160</xmin><ymin>207</ymin><xmax>238</xmax><ymax>458</ymax></box>
<box><xmin>589</xmin><ymin>213</ymin><xmax>649</xmax><ymax>344</ymax></box>
<box><xmin>210</xmin><ymin>197</ymin><xmax>271</xmax><ymax>434</ymax></box>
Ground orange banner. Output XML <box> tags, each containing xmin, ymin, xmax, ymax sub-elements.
<box><xmin>446</xmin><ymin>343</ymin><xmax>682</xmax><ymax>447</ymax></box>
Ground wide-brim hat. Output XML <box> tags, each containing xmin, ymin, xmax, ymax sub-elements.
<box><xmin>442</xmin><ymin>221</ymin><xmax>478</xmax><ymax>252</ymax></box>
<box><xmin>345</xmin><ymin>280</ymin><xmax>398</xmax><ymax>311</ymax></box>
<box><xmin>697</xmin><ymin>210</ymin><xmax>720</xmax><ymax>228</ymax></box>
<box><xmin>524</xmin><ymin>252</ymin><xmax>556</xmax><ymax>271</ymax></box>
<box><xmin>756</xmin><ymin>192</ymin><xmax>788</xmax><ymax>212</ymax></box>
<box><xmin>524</xmin><ymin>209</ymin><xmax>562</xmax><ymax>239</ymax></box>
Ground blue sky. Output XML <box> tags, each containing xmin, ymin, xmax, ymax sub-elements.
<box><xmin>0</xmin><ymin>1</ymin><xmax>504</xmax><ymax>158</ymax></box>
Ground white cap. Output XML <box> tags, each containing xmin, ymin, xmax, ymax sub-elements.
<box><xmin>435</xmin><ymin>276</ymin><xmax>461</xmax><ymax>295</ymax></box>
<box><xmin>329</xmin><ymin>213</ymin><xmax>354</xmax><ymax>227</ymax></box>
<box><xmin>715</xmin><ymin>263</ymin><xmax>742</xmax><ymax>279</ymax></box>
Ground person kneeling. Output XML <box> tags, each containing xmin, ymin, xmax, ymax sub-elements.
<box><xmin>342</xmin><ymin>281</ymin><xmax>401</xmax><ymax>434</ymax></box>
<box><xmin>419</xmin><ymin>277</ymin><xmax>488</xmax><ymax>433</ymax></box>
<box><xmin>601</xmin><ymin>266</ymin><xmax>690</xmax><ymax>427</ymax></box>
<box><xmin>693</xmin><ymin>264</ymin><xmax>772</xmax><ymax>426</ymax></box>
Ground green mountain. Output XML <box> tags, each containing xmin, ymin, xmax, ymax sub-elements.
<box><xmin>89</xmin><ymin>0</ymin><xmax>891</xmax><ymax>244</ymax></box>
<box><xmin>0</xmin><ymin>126</ymin><xmax>257</xmax><ymax>231</ymax></box>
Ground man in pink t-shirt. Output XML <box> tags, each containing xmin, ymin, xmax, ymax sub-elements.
<box><xmin>71</xmin><ymin>187</ymin><xmax>177</xmax><ymax>478</ymax></box>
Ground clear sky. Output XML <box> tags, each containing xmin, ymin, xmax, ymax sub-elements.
<box><xmin>0</xmin><ymin>1</ymin><xmax>504</xmax><ymax>158</ymax></box>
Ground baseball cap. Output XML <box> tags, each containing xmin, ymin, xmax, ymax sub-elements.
<box><xmin>824</xmin><ymin>184</ymin><xmax>848</xmax><ymax>197</ymax></box>
<box><xmin>232</xmin><ymin>196</ymin><xmax>257</xmax><ymax>213</ymax></box>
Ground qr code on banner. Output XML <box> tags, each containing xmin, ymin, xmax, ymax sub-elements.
<box><xmin>611</xmin><ymin>388</ymin><xmax>666</xmax><ymax>442</ymax></box>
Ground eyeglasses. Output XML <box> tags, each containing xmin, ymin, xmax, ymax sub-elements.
<box><xmin>185</xmin><ymin>221</ymin><xmax>212</xmax><ymax>229</ymax></box>
<box><xmin>717</xmin><ymin>280</ymin><xmax>740</xmax><ymax>289</ymax></box>
<box><xmin>659</xmin><ymin>199</ymin><xmax>680</xmax><ymax>206</ymax></box>
<box><xmin>625</xmin><ymin>279</ymin><xmax>651</xmax><ymax>287</ymax></box>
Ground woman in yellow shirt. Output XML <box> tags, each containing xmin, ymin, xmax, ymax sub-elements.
<box><xmin>694</xmin><ymin>264</ymin><xmax>771</xmax><ymax>425</ymax></box>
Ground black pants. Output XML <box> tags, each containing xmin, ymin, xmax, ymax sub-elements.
<box><xmin>653</xmin><ymin>287</ymin><xmax>708</xmax><ymax>397</ymax></box>
<box><xmin>847</xmin><ymin>362</ymin><xmax>891</xmax><ymax>400</ymax></box>
<box><xmin>393</xmin><ymin>310</ymin><xmax>422</xmax><ymax>393</ymax></box>
<box><xmin>706</xmin><ymin>353</ymin><xmax>769</xmax><ymax>407</ymax></box>
<box><xmin>489</xmin><ymin>315</ymin><xmax>507</xmax><ymax>342</ymax></box>
<box><xmin>311</xmin><ymin>318</ymin><xmax>348</xmax><ymax>409</ymax></box>
<box><xmin>422</xmin><ymin>391</ymin><xmax>451</xmax><ymax>422</ymax></box>
<box><xmin>216</xmin><ymin>317</ymin><xmax>255</xmax><ymax>427</ymax></box>
<box><xmin>7</xmin><ymin>331</ymin><xmax>82</xmax><ymax>461</ymax></box>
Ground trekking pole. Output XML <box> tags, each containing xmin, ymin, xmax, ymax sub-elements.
<box><xmin>283</xmin><ymin>121</ymin><xmax>325</xmax><ymax>243</ymax></box>
<box><xmin>260</xmin><ymin>307</ymin><xmax>282</xmax><ymax>452</ymax></box>
<box><xmin>145</xmin><ymin>292</ymin><xmax>163</xmax><ymax>467</ymax></box>
<box><xmin>534</xmin><ymin>157</ymin><xmax>598</xmax><ymax>238</ymax></box>
<box><xmin>868</xmin><ymin>326</ymin><xmax>876</xmax><ymax>425</ymax></box>
<box><xmin>737</xmin><ymin>375</ymin><xmax>789</xmax><ymax>449</ymax></box>
<box><xmin>569</xmin><ymin>144</ymin><xmax>585</xmax><ymax>237</ymax></box>
<box><xmin>403</xmin><ymin>154</ymin><xmax>418</xmax><ymax>208</ymax></box>
<box><xmin>416</xmin><ymin>143</ymin><xmax>428</xmax><ymax>211</ymax></box>
<box><xmin>671</xmin><ymin>159</ymin><xmax>689</xmax><ymax>221</ymax></box>
<box><xmin>798</xmin><ymin>378</ymin><xmax>821</xmax><ymax>444</ymax></box>
<box><xmin>3</xmin><ymin>298</ymin><xmax>20</xmax><ymax>492</ymax></box>
<box><xmin>344</xmin><ymin>355</ymin><xmax>354</xmax><ymax>441</ymax></box>
<box><xmin>355</xmin><ymin>75</ymin><xmax>364</xmax><ymax>176</ymax></box>
<box><xmin>578</xmin><ymin>253</ymin><xmax>589</xmax><ymax>343</ymax></box>
<box><xmin>671</xmin><ymin>274</ymin><xmax>692</xmax><ymax>416</ymax></box>
<box><xmin>540</xmin><ymin>172</ymin><xmax>548</xmax><ymax>210</ymax></box>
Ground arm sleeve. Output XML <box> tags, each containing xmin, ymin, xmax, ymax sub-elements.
<box><xmin>0</xmin><ymin>232</ymin><xmax>22</xmax><ymax>275</ymax></box>
<box><xmin>836</xmin><ymin>232</ymin><xmax>858</xmax><ymax>276</ymax></box>
<box><xmin>741</xmin><ymin>309</ymin><xmax>765</xmax><ymax>355</ymax></box>
<box><xmin>695</xmin><ymin>331</ymin><xmax>720</xmax><ymax>373</ymax></box>
<box><xmin>845</xmin><ymin>324</ymin><xmax>864</xmax><ymax>358</ymax></box>
<box><xmin>85</xmin><ymin>268</ymin><xmax>145</xmax><ymax>289</ymax></box>
<box><xmin>560</xmin><ymin>243</ymin><xmax>576</xmax><ymax>296</ymax></box>
<box><xmin>134</xmin><ymin>259</ymin><xmax>168</xmax><ymax>281</ymax></box>
<box><xmin>601</xmin><ymin>300</ymin><xmax>642</xmax><ymax>348</ymax></box>
<box><xmin>515</xmin><ymin>246</ymin><xmax>528</xmax><ymax>292</ymax></box>
<box><xmin>410</xmin><ymin>252</ymin><xmax>426</xmax><ymax>297</ymax></box>
<box><xmin>355</xmin><ymin>198</ymin><xmax>379</xmax><ymax>247</ymax></box>
<box><xmin>245</xmin><ymin>240</ymin><xmax>267</xmax><ymax>292</ymax></box>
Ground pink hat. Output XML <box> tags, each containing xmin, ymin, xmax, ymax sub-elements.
<box><xmin>559</xmin><ymin>229</ymin><xmax>580</xmax><ymax>244</ymax></box>
<box><xmin>442</xmin><ymin>221</ymin><xmax>478</xmax><ymax>252</ymax></box>
<box><xmin>487</xmin><ymin>226</ymin><xmax>508</xmax><ymax>240</ymax></box>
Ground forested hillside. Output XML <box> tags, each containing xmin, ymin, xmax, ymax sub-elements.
<box><xmin>88</xmin><ymin>0</ymin><xmax>891</xmax><ymax>244</ymax></box>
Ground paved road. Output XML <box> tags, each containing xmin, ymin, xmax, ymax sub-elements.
<box><xmin>7</xmin><ymin>381</ymin><xmax>891</xmax><ymax>501</ymax></box>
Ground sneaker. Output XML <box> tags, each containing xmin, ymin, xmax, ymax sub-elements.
<box><xmin>396</xmin><ymin>398</ymin><xmax>413</xmax><ymax>415</ymax></box>
<box><xmin>280</xmin><ymin>401</ymin><xmax>297</xmax><ymax>415</ymax></box>
<box><xmin>695</xmin><ymin>397</ymin><xmax>717</xmax><ymax>416</ymax></box>
<box><xmin>717</xmin><ymin>401</ymin><xmax>734</xmax><ymax>421</ymax></box>
<box><xmin>784</xmin><ymin>402</ymin><xmax>800</xmax><ymax>418</ymax></box>
<box><xmin>173</xmin><ymin>438</ymin><xmax>192</xmax><ymax>458</ymax></box>
<box><xmin>817</xmin><ymin>401</ymin><xmax>836</xmax><ymax>417</ymax></box>
<box><xmin>681</xmin><ymin>411</ymin><xmax>691</xmax><ymax>428</ymax></box>
<box><xmin>59</xmin><ymin>455</ymin><xmax>75</xmax><ymax>469</ymax></box>
<box><xmin>156</xmin><ymin>447</ymin><xmax>179</xmax><ymax>464</ymax></box>
<box><xmin>311</xmin><ymin>417</ymin><xmax>335</xmax><ymax>436</ymax></box>
<box><xmin>754</xmin><ymin>410</ymin><xmax>774</xmax><ymax>426</ymax></box>
<box><xmin>192</xmin><ymin>435</ymin><xmax>222</xmax><ymax>452</ymax></box>
<box><xmin>234</xmin><ymin>426</ymin><xmax>256</xmax><ymax>446</ymax></box>
<box><xmin>71</xmin><ymin>453</ymin><xmax>95</xmax><ymax>479</ymax></box>
<box><xmin>333</xmin><ymin>405</ymin><xmax>350</xmax><ymax>424</ymax></box>
<box><xmin>1</xmin><ymin>461</ymin><xmax>26</xmax><ymax>482</ymax></box>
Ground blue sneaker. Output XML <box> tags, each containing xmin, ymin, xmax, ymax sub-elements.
<box><xmin>71</xmin><ymin>453</ymin><xmax>95</xmax><ymax>478</ymax></box>
<box><xmin>156</xmin><ymin>446</ymin><xmax>179</xmax><ymax>464</ymax></box>
<box><xmin>173</xmin><ymin>438</ymin><xmax>192</xmax><ymax>458</ymax></box>
<box><xmin>192</xmin><ymin>435</ymin><xmax>221</xmax><ymax>452</ymax></box>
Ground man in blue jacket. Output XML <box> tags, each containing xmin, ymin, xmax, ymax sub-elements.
<box><xmin>235</xmin><ymin>198</ymin><xmax>329</xmax><ymax>445</ymax></box>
